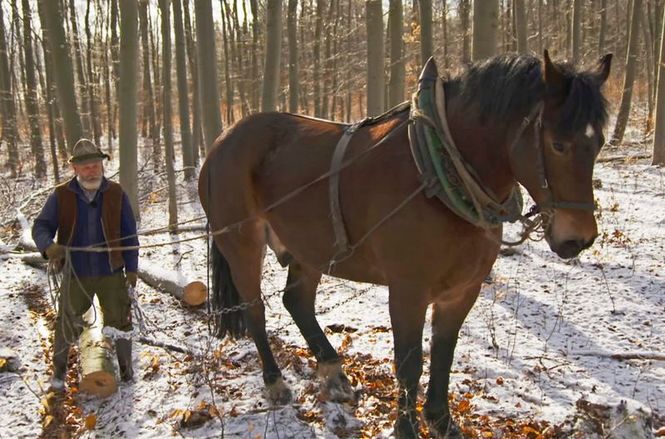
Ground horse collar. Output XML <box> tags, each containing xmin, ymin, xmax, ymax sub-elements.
<box><xmin>408</xmin><ymin>72</ymin><xmax>524</xmax><ymax>230</ymax></box>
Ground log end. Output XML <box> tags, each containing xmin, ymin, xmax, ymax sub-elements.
<box><xmin>183</xmin><ymin>281</ymin><xmax>207</xmax><ymax>307</ymax></box>
<box><xmin>80</xmin><ymin>370</ymin><xmax>118</xmax><ymax>398</ymax></box>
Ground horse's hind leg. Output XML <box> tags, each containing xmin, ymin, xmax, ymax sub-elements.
<box><xmin>215</xmin><ymin>224</ymin><xmax>292</xmax><ymax>405</ymax></box>
<box><xmin>282</xmin><ymin>262</ymin><xmax>355</xmax><ymax>402</ymax></box>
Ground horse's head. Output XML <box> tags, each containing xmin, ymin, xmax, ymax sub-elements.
<box><xmin>510</xmin><ymin>50</ymin><xmax>611</xmax><ymax>259</ymax></box>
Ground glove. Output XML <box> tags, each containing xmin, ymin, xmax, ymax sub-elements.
<box><xmin>45</xmin><ymin>243</ymin><xmax>65</xmax><ymax>261</ymax></box>
<box><xmin>126</xmin><ymin>272</ymin><xmax>138</xmax><ymax>288</ymax></box>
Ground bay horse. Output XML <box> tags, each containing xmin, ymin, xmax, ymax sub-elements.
<box><xmin>199</xmin><ymin>51</ymin><xmax>611</xmax><ymax>438</ymax></box>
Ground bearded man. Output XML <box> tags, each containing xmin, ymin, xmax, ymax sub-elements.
<box><xmin>32</xmin><ymin>139</ymin><xmax>139</xmax><ymax>390</ymax></box>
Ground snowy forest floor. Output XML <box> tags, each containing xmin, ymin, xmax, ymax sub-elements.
<box><xmin>0</xmin><ymin>138</ymin><xmax>663</xmax><ymax>438</ymax></box>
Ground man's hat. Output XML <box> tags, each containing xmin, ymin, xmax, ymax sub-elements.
<box><xmin>69</xmin><ymin>139</ymin><xmax>110</xmax><ymax>164</ymax></box>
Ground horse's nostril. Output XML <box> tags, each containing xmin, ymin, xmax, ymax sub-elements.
<box><xmin>556</xmin><ymin>239</ymin><xmax>584</xmax><ymax>259</ymax></box>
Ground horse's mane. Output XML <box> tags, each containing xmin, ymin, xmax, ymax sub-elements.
<box><xmin>448</xmin><ymin>53</ymin><xmax>608</xmax><ymax>132</ymax></box>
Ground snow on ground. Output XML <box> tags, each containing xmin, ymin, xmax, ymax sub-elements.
<box><xmin>0</xmin><ymin>148</ymin><xmax>663</xmax><ymax>438</ymax></box>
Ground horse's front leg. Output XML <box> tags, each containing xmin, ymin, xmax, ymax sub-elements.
<box><xmin>424</xmin><ymin>285</ymin><xmax>481</xmax><ymax>439</ymax></box>
<box><xmin>389</xmin><ymin>284</ymin><xmax>429</xmax><ymax>439</ymax></box>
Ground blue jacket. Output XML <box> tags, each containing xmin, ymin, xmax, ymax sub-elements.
<box><xmin>32</xmin><ymin>177</ymin><xmax>139</xmax><ymax>277</ymax></box>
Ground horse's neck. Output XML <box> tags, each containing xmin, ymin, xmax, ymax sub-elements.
<box><xmin>446</xmin><ymin>97</ymin><xmax>517</xmax><ymax>202</ymax></box>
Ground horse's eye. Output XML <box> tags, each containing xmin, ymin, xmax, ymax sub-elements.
<box><xmin>552</xmin><ymin>142</ymin><xmax>566</xmax><ymax>153</ymax></box>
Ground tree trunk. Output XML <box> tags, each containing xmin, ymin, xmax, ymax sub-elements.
<box><xmin>652</xmin><ymin>5</ymin><xmax>665</xmax><ymax>164</ymax></box>
<box><xmin>139</xmin><ymin>1</ymin><xmax>158</xmax><ymax>164</ymax></box>
<box><xmin>195</xmin><ymin>0</ymin><xmax>223</xmax><ymax>153</ymax></box>
<box><xmin>641</xmin><ymin>7</ymin><xmax>655</xmax><ymax>133</ymax></box>
<box><xmin>442</xmin><ymin>0</ymin><xmax>449</xmax><ymax>69</ymax></box>
<box><xmin>388</xmin><ymin>0</ymin><xmax>405</xmax><ymax>107</ymax></box>
<box><xmin>515</xmin><ymin>0</ymin><xmax>528</xmax><ymax>53</ymax></box>
<box><xmin>219</xmin><ymin>0</ymin><xmax>234</xmax><ymax>124</ymax></box>
<box><xmin>366</xmin><ymin>0</ymin><xmax>384</xmax><ymax>116</ymax></box>
<box><xmin>460</xmin><ymin>0</ymin><xmax>471</xmax><ymax>64</ymax></box>
<box><xmin>85</xmin><ymin>1</ymin><xmax>102</xmax><ymax>147</ymax></box>
<box><xmin>419</xmin><ymin>0</ymin><xmax>433</xmax><ymax>66</ymax></box>
<box><xmin>571</xmin><ymin>0</ymin><xmax>582</xmax><ymax>63</ymax></box>
<box><xmin>68</xmin><ymin>0</ymin><xmax>92</xmax><ymax>138</ymax></box>
<box><xmin>118</xmin><ymin>0</ymin><xmax>140</xmax><ymax>220</ymax></box>
<box><xmin>38</xmin><ymin>24</ymin><xmax>61</xmax><ymax>182</ymax></box>
<box><xmin>79</xmin><ymin>305</ymin><xmax>118</xmax><ymax>398</ymax></box>
<box><xmin>183</xmin><ymin>0</ymin><xmax>203</xmax><ymax>162</ymax></box>
<box><xmin>160</xmin><ymin>0</ymin><xmax>178</xmax><ymax>228</ymax></box>
<box><xmin>473</xmin><ymin>0</ymin><xmax>499</xmax><ymax>61</ymax></box>
<box><xmin>287</xmin><ymin>0</ymin><xmax>299</xmax><ymax>113</ymax></box>
<box><xmin>249</xmin><ymin>0</ymin><xmax>260</xmax><ymax>113</ymax></box>
<box><xmin>611</xmin><ymin>0</ymin><xmax>642</xmax><ymax>146</ymax></box>
<box><xmin>0</xmin><ymin>4</ymin><xmax>18</xmax><ymax>177</ymax></box>
<box><xmin>599</xmin><ymin>0</ymin><xmax>608</xmax><ymax>55</ymax></box>
<box><xmin>38</xmin><ymin>0</ymin><xmax>83</xmax><ymax>152</ymax></box>
<box><xmin>103</xmin><ymin>0</ymin><xmax>114</xmax><ymax>157</ymax></box>
<box><xmin>262</xmin><ymin>0</ymin><xmax>283</xmax><ymax>112</ymax></box>
<box><xmin>173</xmin><ymin>0</ymin><xmax>194</xmax><ymax>180</ymax></box>
<box><xmin>110</xmin><ymin>0</ymin><xmax>120</xmax><ymax>142</ymax></box>
<box><xmin>314</xmin><ymin>0</ymin><xmax>323</xmax><ymax>116</ymax></box>
<box><xmin>21</xmin><ymin>0</ymin><xmax>47</xmax><ymax>179</ymax></box>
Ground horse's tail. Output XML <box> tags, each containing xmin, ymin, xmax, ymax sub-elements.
<box><xmin>210</xmin><ymin>241</ymin><xmax>247</xmax><ymax>339</ymax></box>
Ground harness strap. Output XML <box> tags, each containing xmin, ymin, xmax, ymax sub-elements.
<box><xmin>329</xmin><ymin>121</ymin><xmax>364</xmax><ymax>259</ymax></box>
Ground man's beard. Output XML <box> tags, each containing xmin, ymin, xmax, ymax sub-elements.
<box><xmin>77</xmin><ymin>175</ymin><xmax>103</xmax><ymax>191</ymax></box>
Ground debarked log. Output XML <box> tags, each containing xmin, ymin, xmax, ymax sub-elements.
<box><xmin>79</xmin><ymin>305</ymin><xmax>118</xmax><ymax>397</ymax></box>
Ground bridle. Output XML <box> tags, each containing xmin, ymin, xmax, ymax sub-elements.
<box><xmin>513</xmin><ymin>101</ymin><xmax>597</xmax><ymax>215</ymax></box>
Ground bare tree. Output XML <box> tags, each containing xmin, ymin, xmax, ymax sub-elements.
<box><xmin>139</xmin><ymin>0</ymin><xmax>158</xmax><ymax>161</ymax></box>
<box><xmin>118</xmin><ymin>0</ymin><xmax>140</xmax><ymax>218</ymax></box>
<box><xmin>473</xmin><ymin>0</ymin><xmax>499</xmax><ymax>61</ymax></box>
<box><xmin>611</xmin><ymin>0</ymin><xmax>642</xmax><ymax>146</ymax></box>
<box><xmin>366</xmin><ymin>0</ymin><xmax>384</xmax><ymax>116</ymax></box>
<box><xmin>173</xmin><ymin>0</ymin><xmax>194</xmax><ymax>180</ymax></box>
<box><xmin>196</xmin><ymin>0</ymin><xmax>223</xmax><ymax>152</ymax></box>
<box><xmin>287</xmin><ymin>0</ymin><xmax>299</xmax><ymax>113</ymax></box>
<box><xmin>0</xmin><ymin>3</ymin><xmax>18</xmax><ymax>176</ymax></box>
<box><xmin>183</xmin><ymin>0</ymin><xmax>202</xmax><ymax>162</ymax></box>
<box><xmin>262</xmin><ymin>0</ymin><xmax>283</xmax><ymax>112</ymax></box>
<box><xmin>420</xmin><ymin>0</ymin><xmax>433</xmax><ymax>65</ymax></box>
<box><xmin>515</xmin><ymin>0</ymin><xmax>528</xmax><ymax>53</ymax></box>
<box><xmin>460</xmin><ymin>0</ymin><xmax>471</xmax><ymax>64</ymax></box>
<box><xmin>38</xmin><ymin>0</ymin><xmax>83</xmax><ymax>152</ymax></box>
<box><xmin>159</xmin><ymin>0</ymin><xmax>178</xmax><ymax>227</ymax></box>
<box><xmin>21</xmin><ymin>0</ymin><xmax>47</xmax><ymax>178</ymax></box>
<box><xmin>388</xmin><ymin>0</ymin><xmax>405</xmax><ymax>107</ymax></box>
<box><xmin>571</xmin><ymin>0</ymin><xmax>582</xmax><ymax>63</ymax></box>
<box><xmin>653</xmin><ymin>4</ymin><xmax>665</xmax><ymax>164</ymax></box>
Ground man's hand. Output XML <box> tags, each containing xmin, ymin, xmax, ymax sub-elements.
<box><xmin>45</xmin><ymin>243</ymin><xmax>65</xmax><ymax>261</ymax></box>
<box><xmin>126</xmin><ymin>272</ymin><xmax>138</xmax><ymax>288</ymax></box>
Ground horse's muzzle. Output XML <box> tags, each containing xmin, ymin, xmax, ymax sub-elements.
<box><xmin>548</xmin><ymin>235</ymin><xmax>596</xmax><ymax>259</ymax></box>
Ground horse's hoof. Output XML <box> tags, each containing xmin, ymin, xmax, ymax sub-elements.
<box><xmin>318</xmin><ymin>362</ymin><xmax>355</xmax><ymax>403</ymax></box>
<box><xmin>393</xmin><ymin>417</ymin><xmax>420</xmax><ymax>439</ymax></box>
<box><xmin>266</xmin><ymin>377</ymin><xmax>292</xmax><ymax>405</ymax></box>
<box><xmin>426</xmin><ymin>414</ymin><xmax>464</xmax><ymax>438</ymax></box>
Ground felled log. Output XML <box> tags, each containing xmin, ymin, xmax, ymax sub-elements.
<box><xmin>7</xmin><ymin>251</ymin><xmax>46</xmax><ymax>268</ymax></box>
<box><xmin>79</xmin><ymin>305</ymin><xmax>118</xmax><ymax>398</ymax></box>
<box><xmin>138</xmin><ymin>263</ymin><xmax>207</xmax><ymax>306</ymax></box>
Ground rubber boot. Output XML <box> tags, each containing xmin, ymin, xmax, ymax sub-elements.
<box><xmin>116</xmin><ymin>338</ymin><xmax>133</xmax><ymax>382</ymax></box>
<box><xmin>50</xmin><ymin>328</ymin><xmax>69</xmax><ymax>390</ymax></box>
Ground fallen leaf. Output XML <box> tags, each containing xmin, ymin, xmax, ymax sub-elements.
<box><xmin>85</xmin><ymin>414</ymin><xmax>97</xmax><ymax>430</ymax></box>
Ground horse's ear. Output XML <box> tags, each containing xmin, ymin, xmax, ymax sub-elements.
<box><xmin>596</xmin><ymin>53</ymin><xmax>612</xmax><ymax>85</ymax></box>
<box><xmin>542</xmin><ymin>49</ymin><xmax>564</xmax><ymax>91</ymax></box>
<box><xmin>419</xmin><ymin>56</ymin><xmax>439</xmax><ymax>82</ymax></box>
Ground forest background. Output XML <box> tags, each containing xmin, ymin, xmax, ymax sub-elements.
<box><xmin>0</xmin><ymin>1</ymin><xmax>664</xmax><ymax>438</ymax></box>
